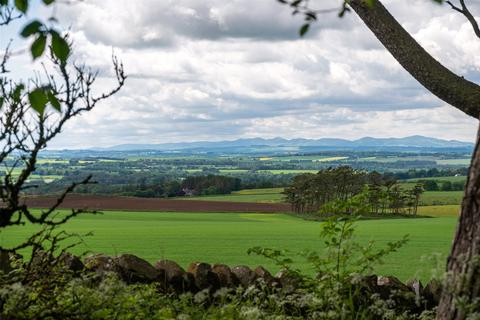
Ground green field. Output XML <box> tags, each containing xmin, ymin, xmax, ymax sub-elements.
<box><xmin>36</xmin><ymin>158</ymin><xmax>69</xmax><ymax>164</ymax></box>
<box><xmin>28</xmin><ymin>174</ymin><xmax>63</xmax><ymax>183</ymax></box>
<box><xmin>182</xmin><ymin>188</ymin><xmax>285</xmax><ymax>203</ymax></box>
<box><xmin>360</xmin><ymin>156</ymin><xmax>438</xmax><ymax>163</ymax></box>
<box><xmin>183</xmin><ymin>188</ymin><xmax>463</xmax><ymax>206</ymax></box>
<box><xmin>258</xmin><ymin>169</ymin><xmax>320</xmax><ymax>174</ymax></box>
<box><xmin>406</xmin><ymin>176</ymin><xmax>467</xmax><ymax>183</ymax></box>
<box><xmin>417</xmin><ymin>205</ymin><xmax>460</xmax><ymax>217</ymax></box>
<box><xmin>269</xmin><ymin>156</ymin><xmax>349</xmax><ymax>162</ymax></box>
<box><xmin>219</xmin><ymin>169</ymin><xmax>249</xmax><ymax>174</ymax></box>
<box><xmin>356</xmin><ymin>155</ymin><xmax>471</xmax><ymax>165</ymax></box>
<box><xmin>436</xmin><ymin>159</ymin><xmax>471</xmax><ymax>165</ymax></box>
<box><xmin>420</xmin><ymin>191</ymin><xmax>463</xmax><ymax>206</ymax></box>
<box><xmin>235</xmin><ymin>188</ymin><xmax>284</xmax><ymax>195</ymax></box>
<box><xmin>1</xmin><ymin>210</ymin><xmax>456</xmax><ymax>282</ymax></box>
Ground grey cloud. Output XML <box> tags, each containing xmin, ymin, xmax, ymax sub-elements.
<box><xmin>40</xmin><ymin>0</ymin><xmax>480</xmax><ymax>148</ymax></box>
<box><xmin>60</xmin><ymin>0</ymin><xmax>358</xmax><ymax>48</ymax></box>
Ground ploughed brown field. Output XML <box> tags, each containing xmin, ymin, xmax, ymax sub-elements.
<box><xmin>24</xmin><ymin>194</ymin><xmax>292</xmax><ymax>213</ymax></box>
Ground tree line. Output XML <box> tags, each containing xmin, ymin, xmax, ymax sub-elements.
<box><xmin>32</xmin><ymin>173</ymin><xmax>241</xmax><ymax>198</ymax></box>
<box><xmin>420</xmin><ymin>179</ymin><xmax>465</xmax><ymax>191</ymax></box>
<box><xmin>284</xmin><ymin>166</ymin><xmax>424</xmax><ymax>216</ymax></box>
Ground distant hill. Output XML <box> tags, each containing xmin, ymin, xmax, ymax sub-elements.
<box><xmin>91</xmin><ymin>135</ymin><xmax>473</xmax><ymax>153</ymax></box>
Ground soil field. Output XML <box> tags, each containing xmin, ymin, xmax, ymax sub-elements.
<box><xmin>24</xmin><ymin>195</ymin><xmax>292</xmax><ymax>213</ymax></box>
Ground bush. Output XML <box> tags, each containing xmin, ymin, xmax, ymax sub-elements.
<box><xmin>0</xmin><ymin>217</ymin><xmax>437</xmax><ymax>320</ymax></box>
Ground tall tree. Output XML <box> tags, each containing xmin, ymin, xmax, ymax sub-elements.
<box><xmin>0</xmin><ymin>1</ymin><xmax>125</xmax><ymax>251</ymax></box>
<box><xmin>278</xmin><ymin>0</ymin><xmax>480</xmax><ymax>318</ymax></box>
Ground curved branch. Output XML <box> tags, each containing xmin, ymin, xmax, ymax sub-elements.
<box><xmin>447</xmin><ymin>0</ymin><xmax>480</xmax><ymax>39</ymax></box>
<box><xmin>348</xmin><ymin>0</ymin><xmax>480</xmax><ymax>119</ymax></box>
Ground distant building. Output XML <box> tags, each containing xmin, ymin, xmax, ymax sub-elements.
<box><xmin>182</xmin><ymin>188</ymin><xmax>195</xmax><ymax>196</ymax></box>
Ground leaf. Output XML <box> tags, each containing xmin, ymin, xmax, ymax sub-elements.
<box><xmin>47</xmin><ymin>90</ymin><xmax>61</xmax><ymax>111</ymax></box>
<box><xmin>31</xmin><ymin>34</ymin><xmax>46</xmax><ymax>59</ymax></box>
<box><xmin>42</xmin><ymin>0</ymin><xmax>55</xmax><ymax>4</ymax></box>
<box><xmin>299</xmin><ymin>23</ymin><xmax>310</xmax><ymax>37</ymax></box>
<box><xmin>12</xmin><ymin>84</ymin><xmax>25</xmax><ymax>102</ymax></box>
<box><xmin>21</xmin><ymin>20</ymin><xmax>43</xmax><ymax>38</ymax></box>
<box><xmin>50</xmin><ymin>31</ymin><xmax>70</xmax><ymax>62</ymax></box>
<box><xmin>14</xmin><ymin>0</ymin><xmax>28</xmax><ymax>13</ymax></box>
<box><xmin>0</xmin><ymin>0</ymin><xmax>8</xmax><ymax>6</ymax></box>
<box><xmin>28</xmin><ymin>88</ymin><xmax>49</xmax><ymax>114</ymax></box>
<box><xmin>291</xmin><ymin>0</ymin><xmax>302</xmax><ymax>7</ymax></box>
<box><xmin>305</xmin><ymin>12</ymin><xmax>317</xmax><ymax>21</ymax></box>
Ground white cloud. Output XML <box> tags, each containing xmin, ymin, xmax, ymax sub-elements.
<box><xmin>4</xmin><ymin>0</ymin><xmax>480</xmax><ymax>148</ymax></box>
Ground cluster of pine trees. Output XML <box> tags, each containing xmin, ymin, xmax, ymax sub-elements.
<box><xmin>182</xmin><ymin>175</ymin><xmax>242</xmax><ymax>195</ymax></box>
<box><xmin>284</xmin><ymin>166</ymin><xmax>423</xmax><ymax>216</ymax></box>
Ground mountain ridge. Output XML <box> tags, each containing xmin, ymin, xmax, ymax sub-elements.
<box><xmin>89</xmin><ymin>135</ymin><xmax>473</xmax><ymax>152</ymax></box>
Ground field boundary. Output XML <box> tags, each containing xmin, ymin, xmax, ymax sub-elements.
<box><xmin>24</xmin><ymin>194</ymin><xmax>292</xmax><ymax>213</ymax></box>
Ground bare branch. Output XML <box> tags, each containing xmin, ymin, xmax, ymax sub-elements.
<box><xmin>0</xmin><ymin>36</ymin><xmax>125</xmax><ymax>240</ymax></box>
<box><xmin>447</xmin><ymin>0</ymin><xmax>480</xmax><ymax>39</ymax></box>
<box><xmin>0</xmin><ymin>7</ymin><xmax>21</xmax><ymax>26</ymax></box>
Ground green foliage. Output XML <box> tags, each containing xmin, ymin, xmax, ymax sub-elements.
<box><xmin>0</xmin><ymin>215</ymin><xmax>432</xmax><ymax>320</ymax></box>
<box><xmin>249</xmin><ymin>215</ymin><xmax>409</xmax><ymax>284</ymax></box>
<box><xmin>276</xmin><ymin>0</ymin><xmax>447</xmax><ymax>37</ymax></box>
<box><xmin>14</xmin><ymin>0</ymin><xmax>28</xmax><ymax>13</ymax></box>
<box><xmin>0</xmin><ymin>270</ymin><xmax>435</xmax><ymax>319</ymax></box>
<box><xmin>30</xmin><ymin>34</ymin><xmax>47</xmax><ymax>59</ymax></box>
<box><xmin>1</xmin><ymin>210</ymin><xmax>456</xmax><ymax>281</ymax></box>
<box><xmin>299</xmin><ymin>23</ymin><xmax>309</xmax><ymax>36</ymax></box>
<box><xmin>284</xmin><ymin>167</ymin><xmax>424</xmax><ymax>216</ymax></box>
<box><xmin>27</xmin><ymin>87</ymin><xmax>62</xmax><ymax>115</ymax></box>
<box><xmin>12</xmin><ymin>83</ymin><xmax>24</xmax><ymax>102</ymax></box>
<box><xmin>50</xmin><ymin>30</ymin><xmax>70</xmax><ymax>62</ymax></box>
<box><xmin>20</xmin><ymin>20</ymin><xmax>43</xmax><ymax>37</ymax></box>
<box><xmin>319</xmin><ymin>189</ymin><xmax>371</xmax><ymax>216</ymax></box>
<box><xmin>419</xmin><ymin>191</ymin><xmax>463</xmax><ymax>206</ymax></box>
<box><xmin>182</xmin><ymin>174</ymin><xmax>241</xmax><ymax>196</ymax></box>
<box><xmin>28</xmin><ymin>88</ymin><xmax>49</xmax><ymax>114</ymax></box>
<box><xmin>1</xmin><ymin>0</ymin><xmax>69</xmax><ymax>61</ymax></box>
<box><xmin>245</xmin><ymin>215</ymin><xmax>428</xmax><ymax>319</ymax></box>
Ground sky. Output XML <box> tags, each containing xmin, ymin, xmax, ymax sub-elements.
<box><xmin>2</xmin><ymin>0</ymin><xmax>480</xmax><ymax>149</ymax></box>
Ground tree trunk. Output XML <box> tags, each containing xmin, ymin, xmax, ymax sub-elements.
<box><xmin>348</xmin><ymin>0</ymin><xmax>480</xmax><ymax>118</ymax></box>
<box><xmin>347</xmin><ymin>1</ymin><xmax>480</xmax><ymax>318</ymax></box>
<box><xmin>436</xmin><ymin>125</ymin><xmax>480</xmax><ymax>319</ymax></box>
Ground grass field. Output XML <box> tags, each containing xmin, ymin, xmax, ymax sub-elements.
<box><xmin>219</xmin><ymin>169</ymin><xmax>249</xmax><ymax>174</ymax></box>
<box><xmin>436</xmin><ymin>159</ymin><xmax>471</xmax><ymax>165</ymax></box>
<box><xmin>1</xmin><ymin>210</ymin><xmax>456</xmax><ymax>282</ymax></box>
<box><xmin>258</xmin><ymin>169</ymin><xmax>320</xmax><ymax>174</ymax></box>
<box><xmin>360</xmin><ymin>156</ymin><xmax>438</xmax><ymax>163</ymax></box>
<box><xmin>269</xmin><ymin>156</ymin><xmax>348</xmax><ymax>162</ymax></box>
<box><xmin>36</xmin><ymin>158</ymin><xmax>69</xmax><ymax>164</ymax></box>
<box><xmin>406</xmin><ymin>176</ymin><xmax>467</xmax><ymax>183</ymax></box>
<box><xmin>417</xmin><ymin>205</ymin><xmax>460</xmax><ymax>217</ymax></box>
<box><xmin>28</xmin><ymin>174</ymin><xmax>63</xmax><ymax>183</ymax></box>
<box><xmin>183</xmin><ymin>188</ymin><xmax>463</xmax><ymax>206</ymax></box>
<box><xmin>235</xmin><ymin>188</ymin><xmax>284</xmax><ymax>195</ymax></box>
<box><xmin>420</xmin><ymin>191</ymin><xmax>463</xmax><ymax>206</ymax></box>
<box><xmin>182</xmin><ymin>188</ymin><xmax>285</xmax><ymax>203</ymax></box>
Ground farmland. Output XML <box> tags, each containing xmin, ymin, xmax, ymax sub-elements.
<box><xmin>407</xmin><ymin>175</ymin><xmax>467</xmax><ymax>183</ymax></box>
<box><xmin>4</xmin><ymin>149</ymin><xmax>469</xmax><ymax>283</ymax></box>
<box><xmin>183</xmin><ymin>188</ymin><xmax>286</xmax><ymax>203</ymax></box>
<box><xmin>1</xmin><ymin>208</ymin><xmax>457</xmax><ymax>282</ymax></box>
<box><xmin>2</xmin><ymin>0</ymin><xmax>479</xmax><ymax>315</ymax></box>
<box><xmin>419</xmin><ymin>191</ymin><xmax>464</xmax><ymax>205</ymax></box>
<box><xmin>182</xmin><ymin>187</ymin><xmax>464</xmax><ymax>206</ymax></box>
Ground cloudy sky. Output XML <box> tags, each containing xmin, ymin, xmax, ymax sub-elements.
<box><xmin>3</xmin><ymin>0</ymin><xmax>480</xmax><ymax>148</ymax></box>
